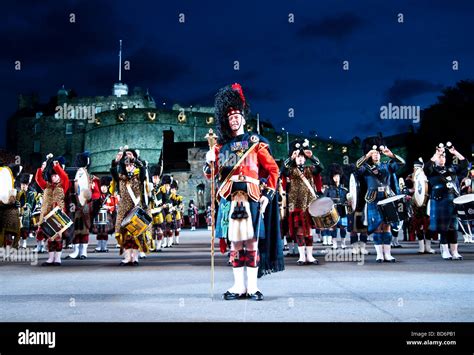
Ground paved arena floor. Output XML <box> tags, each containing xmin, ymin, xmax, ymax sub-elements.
<box><xmin>1</xmin><ymin>230</ymin><xmax>473</xmax><ymax>322</ymax></box>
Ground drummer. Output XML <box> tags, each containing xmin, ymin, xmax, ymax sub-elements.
<box><xmin>405</xmin><ymin>159</ymin><xmax>436</xmax><ymax>254</ymax></box>
<box><xmin>324</xmin><ymin>164</ymin><xmax>349</xmax><ymax>249</ymax></box>
<box><xmin>281</xmin><ymin>139</ymin><xmax>322</xmax><ymax>265</ymax></box>
<box><xmin>149</xmin><ymin>165</ymin><xmax>165</xmax><ymax>252</ymax></box>
<box><xmin>424</xmin><ymin>143</ymin><xmax>468</xmax><ymax>260</ymax></box>
<box><xmin>17</xmin><ymin>173</ymin><xmax>38</xmax><ymax>249</ymax></box>
<box><xmin>0</xmin><ymin>160</ymin><xmax>23</xmax><ymax>252</ymax></box>
<box><xmin>170</xmin><ymin>180</ymin><xmax>184</xmax><ymax>245</ymax></box>
<box><xmin>345</xmin><ymin>164</ymin><xmax>369</xmax><ymax>255</ymax></box>
<box><xmin>111</xmin><ymin>146</ymin><xmax>148</xmax><ymax>266</ymax></box>
<box><xmin>92</xmin><ymin>176</ymin><xmax>118</xmax><ymax>253</ymax></box>
<box><xmin>34</xmin><ymin>154</ymin><xmax>70</xmax><ymax>266</ymax></box>
<box><xmin>160</xmin><ymin>175</ymin><xmax>174</xmax><ymax>249</ymax></box>
<box><xmin>66</xmin><ymin>152</ymin><xmax>100</xmax><ymax>260</ymax></box>
<box><xmin>356</xmin><ymin>139</ymin><xmax>405</xmax><ymax>263</ymax></box>
<box><xmin>188</xmin><ymin>200</ymin><xmax>199</xmax><ymax>231</ymax></box>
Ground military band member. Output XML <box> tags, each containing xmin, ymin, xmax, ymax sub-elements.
<box><xmin>0</xmin><ymin>160</ymin><xmax>22</xmax><ymax>252</ymax></box>
<box><xmin>324</xmin><ymin>164</ymin><xmax>348</xmax><ymax>249</ymax></box>
<box><xmin>188</xmin><ymin>200</ymin><xmax>199</xmax><ymax>231</ymax></box>
<box><xmin>170</xmin><ymin>180</ymin><xmax>183</xmax><ymax>245</ymax></box>
<box><xmin>205</xmin><ymin>83</ymin><xmax>282</xmax><ymax>300</ymax></box>
<box><xmin>149</xmin><ymin>165</ymin><xmax>165</xmax><ymax>251</ymax></box>
<box><xmin>345</xmin><ymin>164</ymin><xmax>369</xmax><ymax>255</ymax></box>
<box><xmin>160</xmin><ymin>175</ymin><xmax>174</xmax><ymax>249</ymax></box>
<box><xmin>17</xmin><ymin>173</ymin><xmax>37</xmax><ymax>249</ymax></box>
<box><xmin>460</xmin><ymin>166</ymin><xmax>474</xmax><ymax>243</ymax></box>
<box><xmin>405</xmin><ymin>160</ymin><xmax>435</xmax><ymax>254</ymax></box>
<box><xmin>111</xmin><ymin>147</ymin><xmax>148</xmax><ymax>266</ymax></box>
<box><xmin>281</xmin><ymin>139</ymin><xmax>322</xmax><ymax>265</ymax></box>
<box><xmin>35</xmin><ymin>155</ymin><xmax>70</xmax><ymax>266</ymax></box>
<box><xmin>356</xmin><ymin>139</ymin><xmax>405</xmax><ymax>263</ymax></box>
<box><xmin>424</xmin><ymin>143</ymin><xmax>468</xmax><ymax>260</ymax></box>
<box><xmin>93</xmin><ymin>176</ymin><xmax>118</xmax><ymax>253</ymax></box>
<box><xmin>67</xmin><ymin>152</ymin><xmax>100</xmax><ymax>260</ymax></box>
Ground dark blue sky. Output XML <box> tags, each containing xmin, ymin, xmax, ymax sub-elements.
<box><xmin>1</xmin><ymin>0</ymin><xmax>473</xmax><ymax>148</ymax></box>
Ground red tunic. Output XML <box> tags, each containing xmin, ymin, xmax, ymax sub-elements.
<box><xmin>205</xmin><ymin>140</ymin><xmax>279</xmax><ymax>202</ymax></box>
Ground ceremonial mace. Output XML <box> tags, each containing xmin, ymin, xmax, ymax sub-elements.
<box><xmin>205</xmin><ymin>129</ymin><xmax>217</xmax><ymax>298</ymax></box>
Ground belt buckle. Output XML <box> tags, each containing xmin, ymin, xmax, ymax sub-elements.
<box><xmin>238</xmin><ymin>173</ymin><xmax>245</xmax><ymax>182</ymax></box>
<box><xmin>377</xmin><ymin>186</ymin><xmax>384</xmax><ymax>192</ymax></box>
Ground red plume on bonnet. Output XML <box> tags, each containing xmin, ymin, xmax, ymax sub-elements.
<box><xmin>231</xmin><ymin>83</ymin><xmax>246</xmax><ymax>106</ymax></box>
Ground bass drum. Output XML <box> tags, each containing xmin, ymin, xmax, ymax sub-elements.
<box><xmin>414</xmin><ymin>169</ymin><xmax>429</xmax><ymax>207</ymax></box>
<box><xmin>349</xmin><ymin>173</ymin><xmax>366</xmax><ymax>213</ymax></box>
<box><xmin>75</xmin><ymin>167</ymin><xmax>90</xmax><ymax>206</ymax></box>
<box><xmin>0</xmin><ymin>166</ymin><xmax>15</xmax><ymax>204</ymax></box>
<box><xmin>453</xmin><ymin>194</ymin><xmax>474</xmax><ymax>221</ymax></box>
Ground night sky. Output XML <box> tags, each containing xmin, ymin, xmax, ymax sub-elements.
<box><xmin>1</xmin><ymin>0</ymin><xmax>473</xmax><ymax>148</ymax></box>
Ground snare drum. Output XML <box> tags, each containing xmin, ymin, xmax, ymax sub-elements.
<box><xmin>93</xmin><ymin>208</ymin><xmax>108</xmax><ymax>226</ymax></box>
<box><xmin>377</xmin><ymin>195</ymin><xmax>412</xmax><ymax>224</ymax></box>
<box><xmin>121</xmin><ymin>206</ymin><xmax>152</xmax><ymax>237</ymax></box>
<box><xmin>31</xmin><ymin>211</ymin><xmax>41</xmax><ymax>226</ymax></box>
<box><xmin>308</xmin><ymin>197</ymin><xmax>340</xmax><ymax>228</ymax></box>
<box><xmin>453</xmin><ymin>194</ymin><xmax>474</xmax><ymax>221</ymax></box>
<box><xmin>40</xmin><ymin>207</ymin><xmax>73</xmax><ymax>239</ymax></box>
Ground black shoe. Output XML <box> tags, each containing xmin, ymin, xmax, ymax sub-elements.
<box><xmin>384</xmin><ymin>258</ymin><xmax>397</xmax><ymax>263</ymax></box>
<box><xmin>297</xmin><ymin>260</ymin><xmax>305</xmax><ymax>266</ymax></box>
<box><xmin>247</xmin><ymin>291</ymin><xmax>264</xmax><ymax>301</ymax></box>
<box><xmin>306</xmin><ymin>259</ymin><xmax>319</xmax><ymax>265</ymax></box>
<box><xmin>132</xmin><ymin>261</ymin><xmax>139</xmax><ymax>266</ymax></box>
<box><xmin>222</xmin><ymin>291</ymin><xmax>246</xmax><ymax>300</ymax></box>
<box><xmin>79</xmin><ymin>255</ymin><xmax>87</xmax><ymax>260</ymax></box>
<box><xmin>393</xmin><ymin>245</ymin><xmax>403</xmax><ymax>248</ymax></box>
<box><xmin>376</xmin><ymin>259</ymin><xmax>383</xmax><ymax>263</ymax></box>
<box><xmin>52</xmin><ymin>262</ymin><xmax>61</xmax><ymax>266</ymax></box>
<box><xmin>119</xmin><ymin>261</ymin><xmax>131</xmax><ymax>266</ymax></box>
<box><xmin>41</xmin><ymin>262</ymin><xmax>54</xmax><ymax>266</ymax></box>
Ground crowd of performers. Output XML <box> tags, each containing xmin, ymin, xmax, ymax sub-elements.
<box><xmin>280</xmin><ymin>139</ymin><xmax>471</xmax><ymax>263</ymax></box>
<box><xmin>0</xmin><ymin>149</ymin><xmax>190</xmax><ymax>267</ymax></box>
<box><xmin>1</xmin><ymin>82</ymin><xmax>472</xmax><ymax>303</ymax></box>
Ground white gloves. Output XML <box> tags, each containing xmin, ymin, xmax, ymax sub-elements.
<box><xmin>259</xmin><ymin>196</ymin><xmax>269</xmax><ymax>213</ymax></box>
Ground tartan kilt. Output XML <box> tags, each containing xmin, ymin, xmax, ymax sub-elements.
<box><xmin>429</xmin><ymin>196</ymin><xmax>457</xmax><ymax>232</ymax></box>
<box><xmin>367</xmin><ymin>201</ymin><xmax>384</xmax><ymax>234</ymax></box>
<box><xmin>288</xmin><ymin>209</ymin><xmax>312</xmax><ymax>238</ymax></box>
